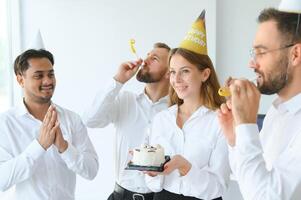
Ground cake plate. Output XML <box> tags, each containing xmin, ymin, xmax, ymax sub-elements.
<box><xmin>125</xmin><ymin>156</ymin><xmax>170</xmax><ymax>172</ymax></box>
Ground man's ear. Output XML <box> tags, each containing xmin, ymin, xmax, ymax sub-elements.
<box><xmin>291</xmin><ymin>43</ymin><xmax>301</xmax><ymax>66</ymax></box>
<box><xmin>164</xmin><ymin>70</ymin><xmax>170</xmax><ymax>79</ymax></box>
<box><xmin>16</xmin><ymin>74</ymin><xmax>24</xmax><ymax>88</ymax></box>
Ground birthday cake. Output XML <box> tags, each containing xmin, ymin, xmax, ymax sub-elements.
<box><xmin>132</xmin><ymin>144</ymin><xmax>165</xmax><ymax>167</ymax></box>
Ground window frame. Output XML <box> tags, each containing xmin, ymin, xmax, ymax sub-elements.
<box><xmin>4</xmin><ymin>0</ymin><xmax>22</xmax><ymax>109</ymax></box>
<box><xmin>0</xmin><ymin>0</ymin><xmax>12</xmax><ymax>111</ymax></box>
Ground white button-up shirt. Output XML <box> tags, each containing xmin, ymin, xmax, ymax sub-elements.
<box><xmin>230</xmin><ymin>93</ymin><xmax>301</xmax><ymax>200</ymax></box>
<box><xmin>145</xmin><ymin>105</ymin><xmax>230</xmax><ymax>199</ymax></box>
<box><xmin>0</xmin><ymin>102</ymin><xmax>99</xmax><ymax>200</ymax></box>
<box><xmin>84</xmin><ymin>79</ymin><xmax>168</xmax><ymax>193</ymax></box>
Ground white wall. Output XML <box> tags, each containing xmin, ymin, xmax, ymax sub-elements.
<box><xmin>19</xmin><ymin>0</ymin><xmax>216</xmax><ymax>113</ymax></box>
<box><xmin>17</xmin><ymin>1</ymin><xmax>216</xmax><ymax>199</ymax></box>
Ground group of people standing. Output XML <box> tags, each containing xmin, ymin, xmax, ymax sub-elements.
<box><xmin>1</xmin><ymin>0</ymin><xmax>301</xmax><ymax>200</ymax></box>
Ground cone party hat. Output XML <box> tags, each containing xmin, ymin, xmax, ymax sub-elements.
<box><xmin>179</xmin><ymin>10</ymin><xmax>207</xmax><ymax>55</ymax></box>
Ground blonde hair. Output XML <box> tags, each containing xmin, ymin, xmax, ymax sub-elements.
<box><xmin>168</xmin><ymin>48</ymin><xmax>225</xmax><ymax>110</ymax></box>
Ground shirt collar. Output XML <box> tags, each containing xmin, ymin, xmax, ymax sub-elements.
<box><xmin>15</xmin><ymin>99</ymin><xmax>30</xmax><ymax>116</ymax></box>
<box><xmin>15</xmin><ymin>98</ymin><xmax>56</xmax><ymax>117</ymax></box>
<box><xmin>137</xmin><ymin>89</ymin><xmax>168</xmax><ymax>105</ymax></box>
<box><xmin>169</xmin><ymin>104</ymin><xmax>211</xmax><ymax>118</ymax></box>
<box><xmin>272</xmin><ymin>92</ymin><xmax>301</xmax><ymax>115</ymax></box>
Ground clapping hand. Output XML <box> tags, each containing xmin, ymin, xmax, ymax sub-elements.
<box><xmin>54</xmin><ymin>121</ymin><xmax>68</xmax><ymax>153</ymax></box>
<box><xmin>38</xmin><ymin>105</ymin><xmax>59</xmax><ymax>150</ymax></box>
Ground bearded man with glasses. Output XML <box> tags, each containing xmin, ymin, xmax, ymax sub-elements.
<box><xmin>218</xmin><ymin>0</ymin><xmax>301</xmax><ymax>199</ymax></box>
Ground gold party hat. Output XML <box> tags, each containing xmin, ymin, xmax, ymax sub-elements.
<box><xmin>179</xmin><ymin>10</ymin><xmax>207</xmax><ymax>55</ymax></box>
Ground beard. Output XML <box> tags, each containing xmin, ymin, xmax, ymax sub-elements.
<box><xmin>136</xmin><ymin>67</ymin><xmax>165</xmax><ymax>83</ymax></box>
<box><xmin>37</xmin><ymin>96</ymin><xmax>52</xmax><ymax>104</ymax></box>
<box><xmin>136</xmin><ymin>70</ymin><xmax>154</xmax><ymax>83</ymax></box>
<box><xmin>36</xmin><ymin>84</ymin><xmax>55</xmax><ymax>103</ymax></box>
<box><xmin>257</xmin><ymin>55</ymin><xmax>289</xmax><ymax>95</ymax></box>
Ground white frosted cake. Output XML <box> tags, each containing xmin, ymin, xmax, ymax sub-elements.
<box><xmin>132</xmin><ymin>144</ymin><xmax>165</xmax><ymax>167</ymax></box>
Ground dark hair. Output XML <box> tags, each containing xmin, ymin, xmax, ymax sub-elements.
<box><xmin>168</xmin><ymin>48</ymin><xmax>225</xmax><ymax>110</ymax></box>
<box><xmin>14</xmin><ymin>49</ymin><xmax>54</xmax><ymax>75</ymax></box>
<box><xmin>153</xmin><ymin>42</ymin><xmax>171</xmax><ymax>51</ymax></box>
<box><xmin>258</xmin><ymin>8</ymin><xmax>301</xmax><ymax>44</ymax></box>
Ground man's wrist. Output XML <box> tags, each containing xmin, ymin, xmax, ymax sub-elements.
<box><xmin>227</xmin><ymin>135</ymin><xmax>236</xmax><ymax>146</ymax></box>
<box><xmin>113</xmin><ymin>75</ymin><xmax>126</xmax><ymax>84</ymax></box>
<box><xmin>235</xmin><ymin>115</ymin><xmax>257</xmax><ymax>125</ymax></box>
<box><xmin>58</xmin><ymin>140</ymin><xmax>68</xmax><ymax>153</ymax></box>
<box><xmin>38</xmin><ymin>139</ymin><xmax>48</xmax><ymax>150</ymax></box>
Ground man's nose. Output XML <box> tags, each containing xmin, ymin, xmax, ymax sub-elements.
<box><xmin>143</xmin><ymin>57</ymin><xmax>150</xmax><ymax>65</ymax></box>
<box><xmin>42</xmin><ymin>76</ymin><xmax>53</xmax><ymax>85</ymax></box>
<box><xmin>249</xmin><ymin>58</ymin><xmax>259</xmax><ymax>70</ymax></box>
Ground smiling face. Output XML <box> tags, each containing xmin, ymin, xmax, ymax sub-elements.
<box><xmin>17</xmin><ymin>57</ymin><xmax>56</xmax><ymax>104</ymax></box>
<box><xmin>167</xmin><ymin>48</ymin><xmax>223</xmax><ymax>110</ymax></box>
<box><xmin>169</xmin><ymin>54</ymin><xmax>207</xmax><ymax>102</ymax></box>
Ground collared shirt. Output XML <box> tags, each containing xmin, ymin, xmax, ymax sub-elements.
<box><xmin>230</xmin><ymin>92</ymin><xmax>301</xmax><ymax>200</ymax></box>
<box><xmin>0</xmin><ymin>101</ymin><xmax>99</xmax><ymax>200</ymax></box>
<box><xmin>83</xmin><ymin>79</ymin><xmax>168</xmax><ymax>193</ymax></box>
<box><xmin>145</xmin><ymin>105</ymin><xmax>230</xmax><ymax>199</ymax></box>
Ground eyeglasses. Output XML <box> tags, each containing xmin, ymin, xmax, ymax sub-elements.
<box><xmin>249</xmin><ymin>43</ymin><xmax>295</xmax><ymax>63</ymax></box>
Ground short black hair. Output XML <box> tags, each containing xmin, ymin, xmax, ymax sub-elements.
<box><xmin>258</xmin><ymin>8</ymin><xmax>301</xmax><ymax>44</ymax></box>
<box><xmin>14</xmin><ymin>49</ymin><xmax>54</xmax><ymax>75</ymax></box>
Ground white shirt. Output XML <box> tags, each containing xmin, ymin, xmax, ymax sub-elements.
<box><xmin>83</xmin><ymin>79</ymin><xmax>168</xmax><ymax>193</ymax></box>
<box><xmin>145</xmin><ymin>105</ymin><xmax>230</xmax><ymax>200</ymax></box>
<box><xmin>0</xmin><ymin>102</ymin><xmax>99</xmax><ymax>200</ymax></box>
<box><xmin>230</xmin><ymin>92</ymin><xmax>301</xmax><ymax>200</ymax></box>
